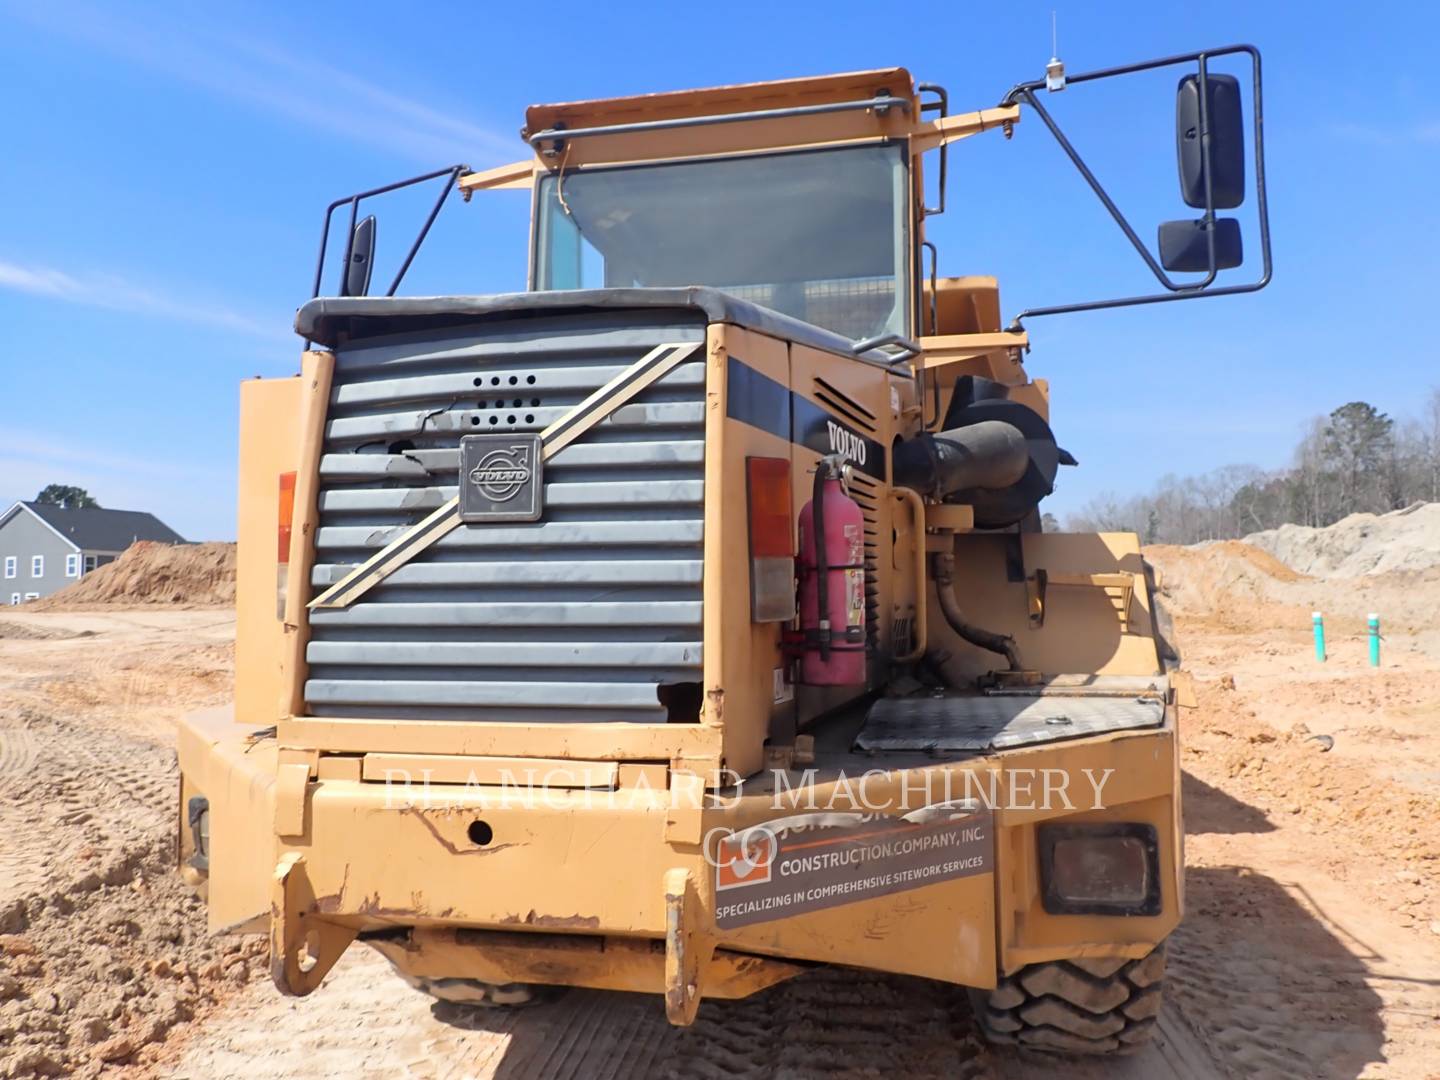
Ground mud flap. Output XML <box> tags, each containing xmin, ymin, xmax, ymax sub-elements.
<box><xmin>270</xmin><ymin>852</ymin><xmax>358</xmax><ymax>995</ymax></box>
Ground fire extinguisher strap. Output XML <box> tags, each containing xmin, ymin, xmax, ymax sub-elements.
<box><xmin>801</xmin><ymin>628</ymin><xmax>867</xmax><ymax>649</ymax></box>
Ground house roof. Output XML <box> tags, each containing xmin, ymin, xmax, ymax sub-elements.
<box><xmin>3</xmin><ymin>501</ymin><xmax>187</xmax><ymax>551</ymax></box>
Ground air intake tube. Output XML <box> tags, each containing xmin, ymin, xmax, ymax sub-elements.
<box><xmin>893</xmin><ymin>375</ymin><xmax>1074</xmax><ymax>529</ymax></box>
<box><xmin>893</xmin><ymin>421</ymin><xmax>1029</xmax><ymax>498</ymax></box>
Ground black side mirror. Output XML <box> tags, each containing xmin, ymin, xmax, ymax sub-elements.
<box><xmin>1176</xmin><ymin>73</ymin><xmax>1245</xmax><ymax>209</ymax></box>
<box><xmin>343</xmin><ymin>215</ymin><xmax>377</xmax><ymax>297</ymax></box>
<box><xmin>1158</xmin><ymin>217</ymin><xmax>1243</xmax><ymax>273</ymax></box>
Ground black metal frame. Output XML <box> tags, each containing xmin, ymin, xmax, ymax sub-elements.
<box><xmin>916</xmin><ymin>83</ymin><xmax>949</xmax><ymax>217</ymax></box>
<box><xmin>310</xmin><ymin>164</ymin><xmax>471</xmax><ymax>300</ymax></box>
<box><xmin>1001</xmin><ymin>44</ymin><xmax>1271</xmax><ymax>327</ymax></box>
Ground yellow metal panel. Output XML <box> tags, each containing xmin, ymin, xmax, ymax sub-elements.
<box><xmin>279</xmin><ymin>351</ymin><xmax>335</xmax><ymax>718</ymax></box>
<box><xmin>705</xmin><ymin>325</ymin><xmax>792</xmax><ymax>781</ymax></box>
<box><xmin>1000</xmin><ymin>794</ymin><xmax>1182</xmax><ymax>972</ymax></box>
<box><xmin>361</xmin><ymin>754</ymin><xmax>619</xmax><ymax>789</ymax></box>
<box><xmin>235</xmin><ymin>376</ymin><xmax>301</xmax><ymax>728</ymax></box>
<box><xmin>316</xmin><ymin>755</ymin><xmax>361</xmax><ymax>782</ymax></box>
<box><xmin>533</xmin><ymin>112</ymin><xmax>913</xmax><ymax>169</ymax></box>
<box><xmin>916</xmin><ymin>331</ymin><xmax>1029</xmax><ymax>367</ymax></box>
<box><xmin>933</xmin><ymin>531</ymin><xmax>1162</xmax><ymax>681</ymax></box>
<box><xmin>523</xmin><ymin>69</ymin><xmax>916</xmax><ymax>168</ymax></box>
<box><xmin>910</xmin><ymin>105</ymin><xmax>1021</xmax><ymax>152</ymax></box>
<box><xmin>176</xmin><ymin>706</ymin><xmax>279</xmax><ymax>932</ymax></box>
<box><xmin>527</xmin><ymin>68</ymin><xmax>913</xmax><ymax>132</ymax></box>
<box><xmin>926</xmin><ymin>504</ymin><xmax>975</xmax><ymax>531</ymax></box>
<box><xmin>276</xmin><ymin>715</ymin><xmax>722</xmax><ymax>761</ymax></box>
<box><xmin>297</xmin><ymin>780</ymin><xmax>680</xmax><ymax>932</ymax></box>
<box><xmin>720</xmin><ymin>869</ymin><xmax>996</xmax><ymax>988</ymax></box>
<box><xmin>456</xmin><ymin>159</ymin><xmax>535</xmax><ymax>193</ymax></box>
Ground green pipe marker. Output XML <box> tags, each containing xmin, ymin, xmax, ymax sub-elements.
<box><xmin>1312</xmin><ymin>611</ymin><xmax>1326</xmax><ymax>662</ymax></box>
<box><xmin>1368</xmin><ymin>613</ymin><xmax>1381</xmax><ymax>667</ymax></box>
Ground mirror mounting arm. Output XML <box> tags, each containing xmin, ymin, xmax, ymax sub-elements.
<box><xmin>310</xmin><ymin>164</ymin><xmax>473</xmax><ymax>302</ymax></box>
<box><xmin>1000</xmin><ymin>44</ymin><xmax>1271</xmax><ymax>330</ymax></box>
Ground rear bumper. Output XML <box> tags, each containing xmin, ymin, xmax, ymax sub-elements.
<box><xmin>178</xmin><ymin>705</ymin><xmax>1181</xmax><ymax>1022</ymax></box>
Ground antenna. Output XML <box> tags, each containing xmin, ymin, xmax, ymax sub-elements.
<box><xmin>1046</xmin><ymin>10</ymin><xmax>1066</xmax><ymax>92</ymax></box>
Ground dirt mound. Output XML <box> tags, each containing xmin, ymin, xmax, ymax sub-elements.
<box><xmin>1144</xmin><ymin>541</ymin><xmax>1311</xmax><ymax>629</ymax></box>
<box><xmin>0</xmin><ymin>835</ymin><xmax>266</xmax><ymax>1079</ymax></box>
<box><xmin>34</xmin><ymin>542</ymin><xmax>236</xmax><ymax>610</ymax></box>
<box><xmin>1243</xmin><ymin>501</ymin><xmax>1440</xmax><ymax>578</ymax></box>
<box><xmin>0</xmin><ymin>612</ymin><xmax>247</xmax><ymax>1078</ymax></box>
<box><xmin>0</xmin><ymin>622</ymin><xmax>78</xmax><ymax>641</ymax></box>
<box><xmin>1145</xmin><ymin>539</ymin><xmax>1440</xmax><ymax>640</ymax></box>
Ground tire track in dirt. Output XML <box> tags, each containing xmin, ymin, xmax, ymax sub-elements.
<box><xmin>0</xmin><ymin>611</ymin><xmax>254</xmax><ymax>1078</ymax></box>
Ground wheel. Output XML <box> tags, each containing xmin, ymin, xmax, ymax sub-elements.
<box><xmin>1142</xmin><ymin>558</ymin><xmax>1181</xmax><ymax>669</ymax></box>
<box><xmin>396</xmin><ymin>969</ymin><xmax>558</xmax><ymax>1007</ymax></box>
<box><xmin>971</xmin><ymin>942</ymin><xmax>1166</xmax><ymax>1055</ymax></box>
<box><xmin>368</xmin><ymin>936</ymin><xmax>561</xmax><ymax>1008</ymax></box>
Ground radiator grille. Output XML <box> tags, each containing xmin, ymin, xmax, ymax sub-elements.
<box><xmin>304</xmin><ymin>311</ymin><xmax>707</xmax><ymax>723</ymax></box>
<box><xmin>847</xmin><ymin>470</ymin><xmax>882</xmax><ymax>667</ymax></box>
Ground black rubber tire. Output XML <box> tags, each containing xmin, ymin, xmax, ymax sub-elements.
<box><xmin>1142</xmin><ymin>557</ymin><xmax>1182</xmax><ymax>669</ymax></box>
<box><xmin>971</xmin><ymin>942</ymin><xmax>1166</xmax><ymax>1055</ymax></box>
<box><xmin>393</xmin><ymin>969</ymin><xmax>558</xmax><ymax>1008</ymax></box>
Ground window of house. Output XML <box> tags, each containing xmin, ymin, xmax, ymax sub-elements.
<box><xmin>31</xmin><ymin>555</ymin><xmax>43</xmax><ymax>577</ymax></box>
<box><xmin>84</xmin><ymin>555</ymin><xmax>98</xmax><ymax>573</ymax></box>
<box><xmin>65</xmin><ymin>553</ymin><xmax>80</xmax><ymax>577</ymax></box>
<box><xmin>8</xmin><ymin>593</ymin><xmax>18</xmax><ymax>605</ymax></box>
<box><xmin>23</xmin><ymin>593</ymin><xmax>38</xmax><ymax>601</ymax></box>
<box><xmin>3</xmin><ymin>556</ymin><xmax>14</xmax><ymax>579</ymax></box>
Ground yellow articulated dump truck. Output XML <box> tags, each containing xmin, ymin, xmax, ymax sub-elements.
<box><xmin>179</xmin><ymin>45</ymin><xmax>1269</xmax><ymax>1055</ymax></box>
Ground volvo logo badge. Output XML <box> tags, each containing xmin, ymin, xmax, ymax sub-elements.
<box><xmin>469</xmin><ymin>445</ymin><xmax>532</xmax><ymax>502</ymax></box>
<box><xmin>459</xmin><ymin>433</ymin><xmax>543</xmax><ymax>522</ymax></box>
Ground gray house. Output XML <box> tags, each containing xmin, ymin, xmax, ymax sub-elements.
<box><xmin>0</xmin><ymin>501</ymin><xmax>186</xmax><ymax>604</ymax></box>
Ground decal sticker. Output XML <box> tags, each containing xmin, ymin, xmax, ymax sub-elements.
<box><xmin>714</xmin><ymin>807</ymin><xmax>993</xmax><ymax>929</ymax></box>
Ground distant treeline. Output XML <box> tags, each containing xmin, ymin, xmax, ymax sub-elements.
<box><xmin>1061</xmin><ymin>390</ymin><xmax>1440</xmax><ymax>545</ymax></box>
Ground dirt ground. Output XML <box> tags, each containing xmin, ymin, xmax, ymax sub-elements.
<box><xmin>2</xmin><ymin>544</ymin><xmax>1439</xmax><ymax>1079</ymax></box>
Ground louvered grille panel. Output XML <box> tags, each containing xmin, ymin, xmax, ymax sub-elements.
<box><xmin>848</xmin><ymin>471</ymin><xmax>882</xmax><ymax>655</ymax></box>
<box><xmin>304</xmin><ymin>312</ymin><xmax>707</xmax><ymax>723</ymax></box>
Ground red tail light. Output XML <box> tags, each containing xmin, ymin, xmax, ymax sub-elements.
<box><xmin>746</xmin><ymin>457</ymin><xmax>795</xmax><ymax>623</ymax></box>
<box><xmin>277</xmin><ymin>472</ymin><xmax>297</xmax><ymax>563</ymax></box>
<box><xmin>277</xmin><ymin>471</ymin><xmax>297</xmax><ymax>619</ymax></box>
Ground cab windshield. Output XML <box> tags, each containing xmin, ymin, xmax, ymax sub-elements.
<box><xmin>534</xmin><ymin>143</ymin><xmax>910</xmax><ymax>342</ymax></box>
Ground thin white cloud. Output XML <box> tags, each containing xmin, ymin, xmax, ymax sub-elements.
<box><xmin>0</xmin><ymin>255</ymin><xmax>283</xmax><ymax>340</ymax></box>
<box><xmin>1330</xmin><ymin>120</ymin><xmax>1440</xmax><ymax>146</ymax></box>
<box><xmin>6</xmin><ymin>3</ymin><xmax>517</xmax><ymax>165</ymax></box>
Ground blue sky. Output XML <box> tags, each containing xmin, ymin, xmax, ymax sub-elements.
<box><xmin>1</xmin><ymin>1</ymin><xmax>1436</xmax><ymax>539</ymax></box>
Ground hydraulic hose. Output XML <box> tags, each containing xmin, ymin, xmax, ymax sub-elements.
<box><xmin>930</xmin><ymin>550</ymin><xmax>1022</xmax><ymax>671</ymax></box>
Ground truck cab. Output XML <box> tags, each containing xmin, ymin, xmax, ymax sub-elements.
<box><xmin>181</xmin><ymin>51</ymin><xmax>1267</xmax><ymax>1055</ymax></box>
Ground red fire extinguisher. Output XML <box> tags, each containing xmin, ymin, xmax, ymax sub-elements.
<box><xmin>796</xmin><ymin>456</ymin><xmax>866</xmax><ymax>685</ymax></box>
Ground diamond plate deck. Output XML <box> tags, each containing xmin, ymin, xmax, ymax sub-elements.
<box><xmin>855</xmin><ymin>694</ymin><xmax>1166</xmax><ymax>752</ymax></box>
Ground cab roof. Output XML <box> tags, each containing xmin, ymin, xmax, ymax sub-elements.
<box><xmin>523</xmin><ymin>67</ymin><xmax>914</xmax><ymax>139</ymax></box>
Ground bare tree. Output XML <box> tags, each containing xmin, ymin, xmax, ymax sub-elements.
<box><xmin>1061</xmin><ymin>389</ymin><xmax>1437</xmax><ymax>542</ymax></box>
